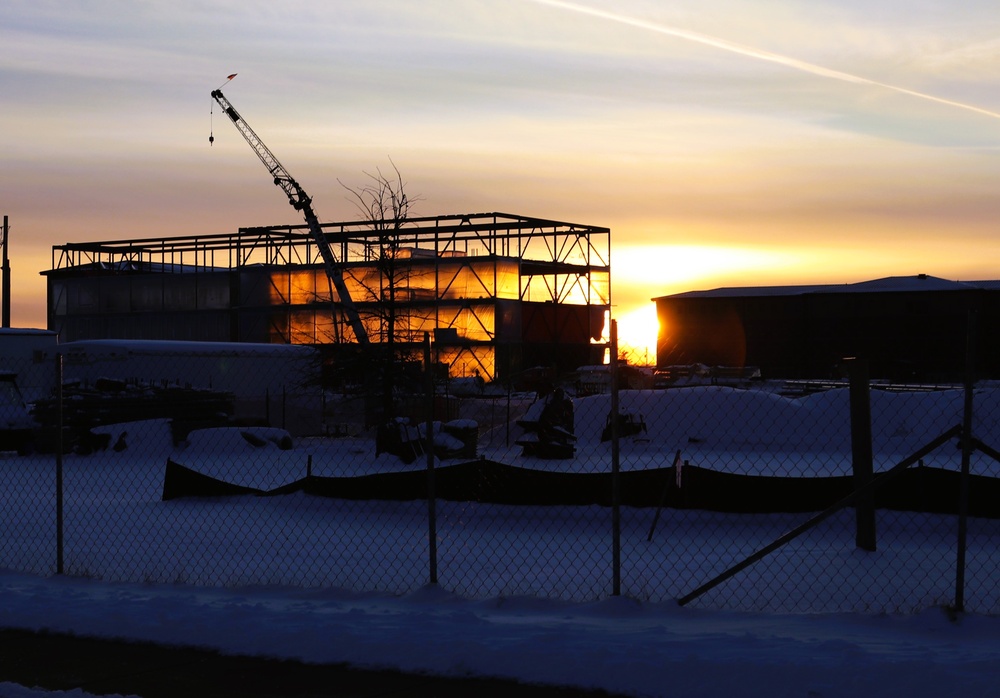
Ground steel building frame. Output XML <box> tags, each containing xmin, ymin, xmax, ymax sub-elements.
<box><xmin>48</xmin><ymin>213</ymin><xmax>611</xmax><ymax>381</ymax></box>
<box><xmin>52</xmin><ymin>213</ymin><xmax>608</xmax><ymax>275</ymax></box>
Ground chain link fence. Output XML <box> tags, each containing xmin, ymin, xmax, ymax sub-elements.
<box><xmin>1</xmin><ymin>327</ymin><xmax>998</xmax><ymax>614</ymax></box>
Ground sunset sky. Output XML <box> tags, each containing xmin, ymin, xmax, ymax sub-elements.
<box><xmin>2</xmin><ymin>0</ymin><xmax>999</xmax><ymax>357</ymax></box>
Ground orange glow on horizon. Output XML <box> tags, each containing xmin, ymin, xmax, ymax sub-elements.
<box><xmin>613</xmin><ymin>244</ymin><xmax>806</xmax><ymax>293</ymax></box>
<box><xmin>608</xmin><ymin>240</ymin><xmax>987</xmax><ymax>366</ymax></box>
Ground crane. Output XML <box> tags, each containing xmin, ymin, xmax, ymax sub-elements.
<box><xmin>210</xmin><ymin>88</ymin><xmax>370</xmax><ymax>346</ymax></box>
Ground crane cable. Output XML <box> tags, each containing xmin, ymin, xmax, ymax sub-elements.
<box><xmin>209</xmin><ymin>73</ymin><xmax>238</xmax><ymax>146</ymax></box>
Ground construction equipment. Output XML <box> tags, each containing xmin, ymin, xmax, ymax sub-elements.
<box><xmin>210</xmin><ymin>89</ymin><xmax>369</xmax><ymax>345</ymax></box>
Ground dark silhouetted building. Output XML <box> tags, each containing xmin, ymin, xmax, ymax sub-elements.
<box><xmin>654</xmin><ymin>275</ymin><xmax>1000</xmax><ymax>381</ymax></box>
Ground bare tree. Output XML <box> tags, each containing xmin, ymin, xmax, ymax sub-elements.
<box><xmin>340</xmin><ymin>160</ymin><xmax>422</xmax><ymax>428</ymax></box>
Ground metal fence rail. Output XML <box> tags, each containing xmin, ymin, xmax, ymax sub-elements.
<box><xmin>1</xmin><ymin>325</ymin><xmax>998</xmax><ymax>615</ymax></box>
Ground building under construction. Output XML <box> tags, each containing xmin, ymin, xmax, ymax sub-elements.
<box><xmin>45</xmin><ymin>212</ymin><xmax>611</xmax><ymax>382</ymax></box>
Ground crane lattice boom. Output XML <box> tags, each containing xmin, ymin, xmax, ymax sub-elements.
<box><xmin>211</xmin><ymin>89</ymin><xmax>369</xmax><ymax>345</ymax></box>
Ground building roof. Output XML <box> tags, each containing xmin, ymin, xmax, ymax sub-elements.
<box><xmin>0</xmin><ymin>328</ymin><xmax>57</xmax><ymax>336</ymax></box>
<box><xmin>654</xmin><ymin>274</ymin><xmax>993</xmax><ymax>301</ymax></box>
<box><xmin>46</xmin><ymin>212</ymin><xmax>611</xmax><ymax>276</ymax></box>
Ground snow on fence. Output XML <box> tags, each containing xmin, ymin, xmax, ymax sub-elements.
<box><xmin>2</xmin><ymin>347</ymin><xmax>1000</xmax><ymax>615</ymax></box>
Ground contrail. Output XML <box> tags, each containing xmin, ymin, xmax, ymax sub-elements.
<box><xmin>529</xmin><ymin>0</ymin><xmax>1000</xmax><ymax>120</ymax></box>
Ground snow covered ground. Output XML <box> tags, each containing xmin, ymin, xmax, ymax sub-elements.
<box><xmin>3</xmin><ymin>385</ymin><xmax>997</xmax><ymax>611</ymax></box>
<box><xmin>3</xmin><ymin>385</ymin><xmax>1000</xmax><ymax>696</ymax></box>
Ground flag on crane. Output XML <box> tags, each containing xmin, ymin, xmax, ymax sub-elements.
<box><xmin>215</xmin><ymin>74</ymin><xmax>238</xmax><ymax>90</ymax></box>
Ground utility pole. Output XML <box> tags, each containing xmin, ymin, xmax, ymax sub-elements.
<box><xmin>2</xmin><ymin>215</ymin><xmax>9</xmax><ymax>328</ymax></box>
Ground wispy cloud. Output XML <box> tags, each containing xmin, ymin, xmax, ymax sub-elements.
<box><xmin>914</xmin><ymin>37</ymin><xmax>1000</xmax><ymax>80</ymax></box>
<box><xmin>528</xmin><ymin>0</ymin><xmax>1000</xmax><ymax>120</ymax></box>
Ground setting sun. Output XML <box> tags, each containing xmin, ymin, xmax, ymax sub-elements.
<box><xmin>614</xmin><ymin>304</ymin><xmax>660</xmax><ymax>365</ymax></box>
<box><xmin>609</xmin><ymin>244</ymin><xmax>804</xmax><ymax>366</ymax></box>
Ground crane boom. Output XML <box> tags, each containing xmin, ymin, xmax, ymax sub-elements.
<box><xmin>210</xmin><ymin>89</ymin><xmax>369</xmax><ymax>346</ymax></box>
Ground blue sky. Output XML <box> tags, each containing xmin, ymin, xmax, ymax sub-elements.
<box><xmin>2</xmin><ymin>0</ymin><xmax>999</xmax><ymax>352</ymax></box>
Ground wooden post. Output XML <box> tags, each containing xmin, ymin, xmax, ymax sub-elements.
<box><xmin>424</xmin><ymin>332</ymin><xmax>438</xmax><ymax>585</ymax></box>
<box><xmin>955</xmin><ymin>310</ymin><xmax>976</xmax><ymax>613</ymax></box>
<box><xmin>610</xmin><ymin>319</ymin><xmax>621</xmax><ymax>596</ymax></box>
<box><xmin>2</xmin><ymin>215</ymin><xmax>9</xmax><ymax>328</ymax></box>
<box><xmin>56</xmin><ymin>353</ymin><xmax>64</xmax><ymax>574</ymax></box>
<box><xmin>845</xmin><ymin>357</ymin><xmax>876</xmax><ymax>552</ymax></box>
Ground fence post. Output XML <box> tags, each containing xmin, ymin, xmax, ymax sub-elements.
<box><xmin>844</xmin><ymin>357</ymin><xmax>876</xmax><ymax>551</ymax></box>
<box><xmin>955</xmin><ymin>310</ymin><xmax>976</xmax><ymax>612</ymax></box>
<box><xmin>610</xmin><ymin>320</ymin><xmax>621</xmax><ymax>596</ymax></box>
<box><xmin>424</xmin><ymin>332</ymin><xmax>438</xmax><ymax>585</ymax></box>
<box><xmin>55</xmin><ymin>352</ymin><xmax>64</xmax><ymax>575</ymax></box>
<box><xmin>505</xmin><ymin>348</ymin><xmax>511</xmax><ymax>448</ymax></box>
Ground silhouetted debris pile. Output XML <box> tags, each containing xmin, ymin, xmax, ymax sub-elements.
<box><xmin>31</xmin><ymin>380</ymin><xmax>235</xmax><ymax>452</ymax></box>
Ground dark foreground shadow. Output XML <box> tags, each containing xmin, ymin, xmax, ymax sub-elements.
<box><xmin>0</xmin><ymin>627</ymin><xmax>627</xmax><ymax>698</ymax></box>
